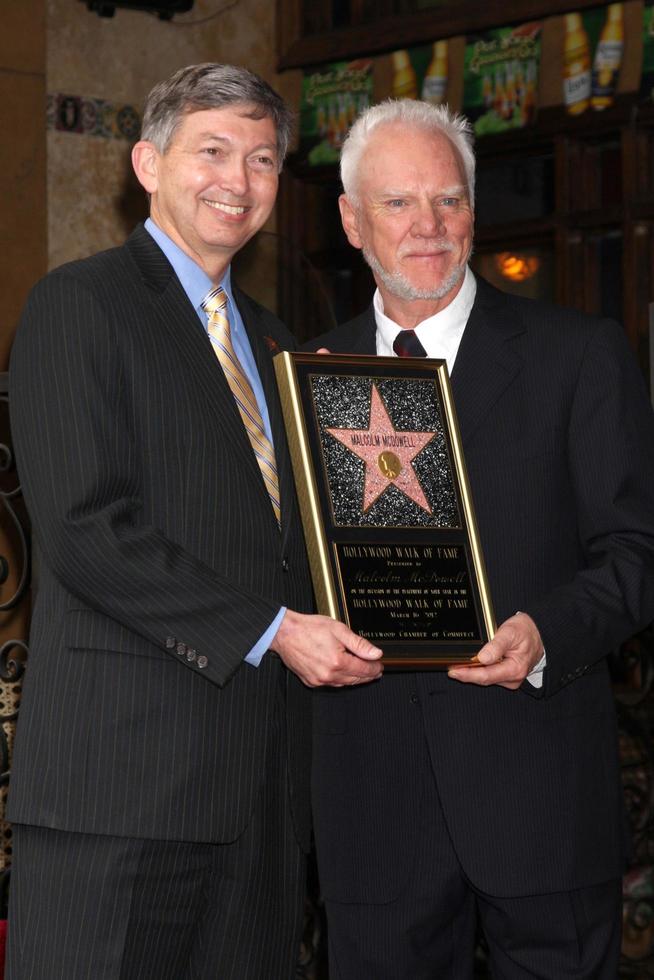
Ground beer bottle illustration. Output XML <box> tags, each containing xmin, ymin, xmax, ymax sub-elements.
<box><xmin>391</xmin><ymin>50</ymin><xmax>418</xmax><ymax>99</ymax></box>
<box><xmin>337</xmin><ymin>94</ymin><xmax>348</xmax><ymax>145</ymax></box>
<box><xmin>316</xmin><ymin>103</ymin><xmax>327</xmax><ymax>139</ymax></box>
<box><xmin>346</xmin><ymin>91</ymin><xmax>357</xmax><ymax>126</ymax></box>
<box><xmin>515</xmin><ymin>60</ymin><xmax>525</xmax><ymax>103</ymax></box>
<box><xmin>505</xmin><ymin>60</ymin><xmax>517</xmax><ymax>117</ymax></box>
<box><xmin>591</xmin><ymin>4</ymin><xmax>624</xmax><ymax>110</ymax></box>
<box><xmin>421</xmin><ymin>41</ymin><xmax>448</xmax><ymax>104</ymax></box>
<box><xmin>521</xmin><ymin>59</ymin><xmax>537</xmax><ymax>125</ymax></box>
<box><xmin>482</xmin><ymin>72</ymin><xmax>493</xmax><ymax>109</ymax></box>
<box><xmin>563</xmin><ymin>12</ymin><xmax>591</xmax><ymax>115</ymax></box>
<box><xmin>493</xmin><ymin>66</ymin><xmax>505</xmax><ymax>116</ymax></box>
<box><xmin>327</xmin><ymin>99</ymin><xmax>337</xmax><ymax>147</ymax></box>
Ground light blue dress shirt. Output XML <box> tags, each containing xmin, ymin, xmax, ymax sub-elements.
<box><xmin>145</xmin><ymin>218</ymin><xmax>285</xmax><ymax>666</ymax></box>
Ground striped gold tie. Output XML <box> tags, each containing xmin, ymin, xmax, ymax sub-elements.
<box><xmin>202</xmin><ymin>286</ymin><xmax>281</xmax><ymax>527</ymax></box>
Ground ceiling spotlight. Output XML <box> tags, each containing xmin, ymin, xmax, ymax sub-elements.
<box><xmin>83</xmin><ymin>1</ymin><xmax>193</xmax><ymax>19</ymax></box>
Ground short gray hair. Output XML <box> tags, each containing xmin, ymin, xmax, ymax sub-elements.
<box><xmin>340</xmin><ymin>99</ymin><xmax>476</xmax><ymax>206</ymax></box>
<box><xmin>140</xmin><ymin>63</ymin><xmax>293</xmax><ymax>169</ymax></box>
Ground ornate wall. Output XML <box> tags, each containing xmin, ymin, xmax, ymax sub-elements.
<box><xmin>46</xmin><ymin>0</ymin><xmax>301</xmax><ymax>284</ymax></box>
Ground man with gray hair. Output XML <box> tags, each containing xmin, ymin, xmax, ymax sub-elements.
<box><xmin>6</xmin><ymin>63</ymin><xmax>382</xmax><ymax>979</ymax></box>
<box><xmin>308</xmin><ymin>98</ymin><xmax>654</xmax><ymax>978</ymax></box>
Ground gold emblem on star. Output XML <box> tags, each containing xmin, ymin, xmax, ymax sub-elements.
<box><xmin>378</xmin><ymin>451</ymin><xmax>402</xmax><ymax>480</ymax></box>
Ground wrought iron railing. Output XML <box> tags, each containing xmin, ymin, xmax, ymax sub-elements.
<box><xmin>0</xmin><ymin>372</ymin><xmax>29</xmax><ymax>919</ymax></box>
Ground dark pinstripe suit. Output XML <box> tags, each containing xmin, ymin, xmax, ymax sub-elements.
<box><xmin>307</xmin><ymin>277</ymin><xmax>654</xmax><ymax>976</ymax></box>
<box><xmin>7</xmin><ymin>224</ymin><xmax>313</xmax><ymax>977</ymax></box>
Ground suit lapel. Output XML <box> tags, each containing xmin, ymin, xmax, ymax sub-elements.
<box><xmin>346</xmin><ymin>309</ymin><xmax>377</xmax><ymax>354</ymax></box>
<box><xmin>126</xmin><ymin>226</ymin><xmax>274</xmax><ymax>504</ymax></box>
<box><xmin>235</xmin><ymin>287</ymin><xmax>296</xmax><ymax>539</ymax></box>
<box><xmin>450</xmin><ymin>279</ymin><xmax>525</xmax><ymax>446</ymax></box>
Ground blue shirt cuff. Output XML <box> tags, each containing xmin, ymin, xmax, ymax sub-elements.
<box><xmin>244</xmin><ymin>607</ymin><xmax>286</xmax><ymax>666</ymax></box>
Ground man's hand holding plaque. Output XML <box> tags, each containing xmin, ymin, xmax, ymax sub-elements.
<box><xmin>448</xmin><ymin>611</ymin><xmax>544</xmax><ymax>688</ymax></box>
<box><xmin>271</xmin><ymin>609</ymin><xmax>383</xmax><ymax>688</ymax></box>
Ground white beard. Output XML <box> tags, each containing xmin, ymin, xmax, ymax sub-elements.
<box><xmin>362</xmin><ymin>244</ymin><xmax>467</xmax><ymax>303</ymax></box>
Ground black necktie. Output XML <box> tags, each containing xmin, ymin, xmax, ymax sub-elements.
<box><xmin>393</xmin><ymin>329</ymin><xmax>427</xmax><ymax>358</ymax></box>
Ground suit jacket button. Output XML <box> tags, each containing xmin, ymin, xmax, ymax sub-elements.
<box><xmin>176</xmin><ymin>642</ymin><xmax>186</xmax><ymax>656</ymax></box>
<box><xmin>165</xmin><ymin>636</ymin><xmax>176</xmax><ymax>650</ymax></box>
<box><xmin>186</xmin><ymin>648</ymin><xmax>197</xmax><ymax>662</ymax></box>
<box><xmin>197</xmin><ymin>655</ymin><xmax>208</xmax><ymax>669</ymax></box>
<box><xmin>281</xmin><ymin>557</ymin><xmax>290</xmax><ymax>572</ymax></box>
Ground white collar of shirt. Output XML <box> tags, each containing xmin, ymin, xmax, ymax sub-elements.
<box><xmin>374</xmin><ymin>266</ymin><xmax>477</xmax><ymax>375</ymax></box>
<box><xmin>144</xmin><ymin>217</ymin><xmax>236</xmax><ymax>319</ymax></box>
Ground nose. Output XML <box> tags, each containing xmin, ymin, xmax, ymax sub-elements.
<box><xmin>219</xmin><ymin>156</ymin><xmax>249</xmax><ymax>197</ymax></box>
<box><xmin>412</xmin><ymin>202</ymin><xmax>445</xmax><ymax>238</ymax></box>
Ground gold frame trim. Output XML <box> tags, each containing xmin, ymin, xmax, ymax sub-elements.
<box><xmin>437</xmin><ymin>363</ymin><xmax>496</xmax><ymax>643</ymax></box>
<box><xmin>274</xmin><ymin>351</ymin><xmax>496</xmax><ymax>664</ymax></box>
<box><xmin>274</xmin><ymin>352</ymin><xmax>340</xmax><ymax>619</ymax></box>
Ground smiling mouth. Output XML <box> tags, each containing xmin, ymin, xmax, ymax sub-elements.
<box><xmin>403</xmin><ymin>245</ymin><xmax>453</xmax><ymax>257</ymax></box>
<box><xmin>401</xmin><ymin>239</ymin><xmax>453</xmax><ymax>255</ymax></box>
<box><xmin>203</xmin><ymin>200</ymin><xmax>249</xmax><ymax>215</ymax></box>
<box><xmin>403</xmin><ymin>252</ymin><xmax>451</xmax><ymax>261</ymax></box>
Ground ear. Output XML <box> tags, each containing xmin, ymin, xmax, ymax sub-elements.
<box><xmin>338</xmin><ymin>194</ymin><xmax>363</xmax><ymax>250</ymax></box>
<box><xmin>131</xmin><ymin>140</ymin><xmax>160</xmax><ymax>195</ymax></box>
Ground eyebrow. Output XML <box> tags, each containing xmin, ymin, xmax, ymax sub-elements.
<box><xmin>439</xmin><ymin>186</ymin><xmax>468</xmax><ymax>197</ymax></box>
<box><xmin>376</xmin><ymin>184</ymin><xmax>468</xmax><ymax>199</ymax></box>
<box><xmin>196</xmin><ymin>133</ymin><xmax>229</xmax><ymax>143</ymax></box>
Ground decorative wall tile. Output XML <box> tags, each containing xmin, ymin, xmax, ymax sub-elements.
<box><xmin>47</xmin><ymin>93</ymin><xmax>141</xmax><ymax>140</ymax></box>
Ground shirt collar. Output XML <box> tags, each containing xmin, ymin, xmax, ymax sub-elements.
<box><xmin>373</xmin><ymin>266</ymin><xmax>477</xmax><ymax>372</ymax></box>
<box><xmin>144</xmin><ymin>217</ymin><xmax>235</xmax><ymax>314</ymax></box>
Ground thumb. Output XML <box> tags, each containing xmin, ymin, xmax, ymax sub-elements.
<box><xmin>477</xmin><ymin>625</ymin><xmax>514</xmax><ymax>664</ymax></box>
<box><xmin>338</xmin><ymin>624</ymin><xmax>383</xmax><ymax>660</ymax></box>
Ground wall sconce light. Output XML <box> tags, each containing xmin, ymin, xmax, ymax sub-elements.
<box><xmin>495</xmin><ymin>252</ymin><xmax>540</xmax><ymax>282</ymax></box>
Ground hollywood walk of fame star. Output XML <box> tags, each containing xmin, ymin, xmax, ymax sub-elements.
<box><xmin>326</xmin><ymin>383</ymin><xmax>436</xmax><ymax>513</ymax></box>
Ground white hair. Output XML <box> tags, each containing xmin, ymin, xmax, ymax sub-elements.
<box><xmin>340</xmin><ymin>99</ymin><xmax>476</xmax><ymax>206</ymax></box>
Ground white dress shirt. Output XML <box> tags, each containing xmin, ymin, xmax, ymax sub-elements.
<box><xmin>374</xmin><ymin>265</ymin><xmax>476</xmax><ymax>374</ymax></box>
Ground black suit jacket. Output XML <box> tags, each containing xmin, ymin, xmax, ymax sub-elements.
<box><xmin>307</xmin><ymin>277</ymin><xmax>654</xmax><ymax>900</ymax></box>
<box><xmin>8</xmin><ymin>224</ymin><xmax>313</xmax><ymax>849</ymax></box>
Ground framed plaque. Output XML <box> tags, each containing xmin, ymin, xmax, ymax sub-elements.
<box><xmin>274</xmin><ymin>352</ymin><xmax>496</xmax><ymax>668</ymax></box>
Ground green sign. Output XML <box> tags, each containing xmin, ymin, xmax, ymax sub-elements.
<box><xmin>463</xmin><ymin>23</ymin><xmax>541</xmax><ymax>136</ymax></box>
<box><xmin>299</xmin><ymin>61</ymin><xmax>373</xmax><ymax>166</ymax></box>
<box><xmin>641</xmin><ymin>3</ymin><xmax>654</xmax><ymax>101</ymax></box>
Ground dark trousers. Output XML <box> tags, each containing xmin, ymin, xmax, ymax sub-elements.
<box><xmin>324</xmin><ymin>763</ymin><xmax>622</xmax><ymax>980</ymax></box>
<box><xmin>6</xmin><ymin>714</ymin><xmax>305</xmax><ymax>980</ymax></box>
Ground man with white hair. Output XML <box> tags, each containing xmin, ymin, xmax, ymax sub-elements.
<box><xmin>308</xmin><ymin>99</ymin><xmax>654</xmax><ymax>978</ymax></box>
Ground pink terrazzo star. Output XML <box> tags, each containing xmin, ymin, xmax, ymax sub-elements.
<box><xmin>326</xmin><ymin>383</ymin><xmax>435</xmax><ymax>513</ymax></box>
